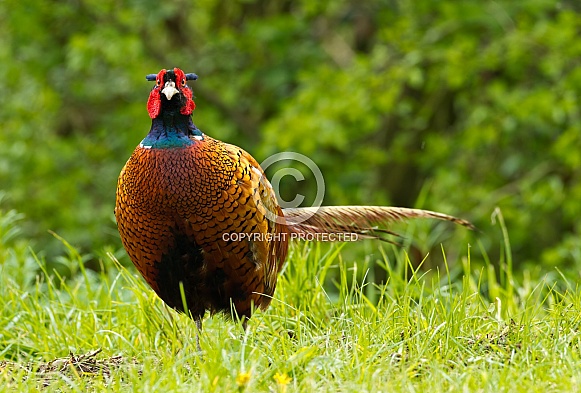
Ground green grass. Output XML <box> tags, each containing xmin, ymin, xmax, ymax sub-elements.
<box><xmin>1</xmin><ymin>215</ymin><xmax>581</xmax><ymax>391</ymax></box>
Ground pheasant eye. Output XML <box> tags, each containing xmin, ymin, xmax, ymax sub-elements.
<box><xmin>156</xmin><ymin>79</ymin><xmax>161</xmax><ymax>86</ymax></box>
<box><xmin>181</xmin><ymin>78</ymin><xmax>186</xmax><ymax>86</ymax></box>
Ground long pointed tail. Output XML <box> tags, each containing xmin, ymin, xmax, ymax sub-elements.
<box><xmin>282</xmin><ymin>206</ymin><xmax>474</xmax><ymax>241</ymax></box>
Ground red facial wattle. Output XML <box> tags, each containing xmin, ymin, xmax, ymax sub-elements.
<box><xmin>146</xmin><ymin>69</ymin><xmax>166</xmax><ymax>119</ymax></box>
<box><xmin>180</xmin><ymin>85</ymin><xmax>196</xmax><ymax>115</ymax></box>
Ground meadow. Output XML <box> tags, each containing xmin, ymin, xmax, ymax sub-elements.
<box><xmin>1</xmin><ymin>210</ymin><xmax>580</xmax><ymax>392</ymax></box>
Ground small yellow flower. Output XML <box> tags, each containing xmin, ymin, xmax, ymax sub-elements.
<box><xmin>274</xmin><ymin>372</ymin><xmax>292</xmax><ymax>386</ymax></box>
<box><xmin>236</xmin><ymin>371</ymin><xmax>251</xmax><ymax>387</ymax></box>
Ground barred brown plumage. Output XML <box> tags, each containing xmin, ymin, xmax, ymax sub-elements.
<box><xmin>114</xmin><ymin>67</ymin><xmax>473</xmax><ymax>350</ymax></box>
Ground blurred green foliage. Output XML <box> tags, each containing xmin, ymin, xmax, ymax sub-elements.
<box><xmin>1</xmin><ymin>0</ymin><xmax>581</xmax><ymax>272</ymax></box>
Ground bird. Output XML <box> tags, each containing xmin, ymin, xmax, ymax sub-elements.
<box><xmin>115</xmin><ymin>67</ymin><xmax>474</xmax><ymax>348</ymax></box>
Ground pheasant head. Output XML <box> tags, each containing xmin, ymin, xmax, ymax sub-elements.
<box><xmin>140</xmin><ymin>68</ymin><xmax>201</xmax><ymax>149</ymax></box>
<box><xmin>146</xmin><ymin>68</ymin><xmax>198</xmax><ymax>119</ymax></box>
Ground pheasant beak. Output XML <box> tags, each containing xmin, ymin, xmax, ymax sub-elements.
<box><xmin>161</xmin><ymin>81</ymin><xmax>179</xmax><ymax>100</ymax></box>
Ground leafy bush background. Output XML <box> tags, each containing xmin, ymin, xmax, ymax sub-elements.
<box><xmin>1</xmin><ymin>0</ymin><xmax>580</xmax><ymax>275</ymax></box>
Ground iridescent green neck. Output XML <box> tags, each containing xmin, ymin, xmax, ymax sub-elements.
<box><xmin>140</xmin><ymin>115</ymin><xmax>203</xmax><ymax>149</ymax></box>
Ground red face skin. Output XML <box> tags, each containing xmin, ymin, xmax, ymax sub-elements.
<box><xmin>146</xmin><ymin>68</ymin><xmax>196</xmax><ymax>119</ymax></box>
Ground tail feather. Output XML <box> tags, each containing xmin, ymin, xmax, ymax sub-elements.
<box><xmin>282</xmin><ymin>206</ymin><xmax>474</xmax><ymax>242</ymax></box>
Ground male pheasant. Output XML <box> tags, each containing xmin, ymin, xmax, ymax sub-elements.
<box><xmin>115</xmin><ymin>67</ymin><xmax>473</xmax><ymax>343</ymax></box>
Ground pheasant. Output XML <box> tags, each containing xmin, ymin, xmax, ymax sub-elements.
<box><xmin>115</xmin><ymin>67</ymin><xmax>473</xmax><ymax>346</ymax></box>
